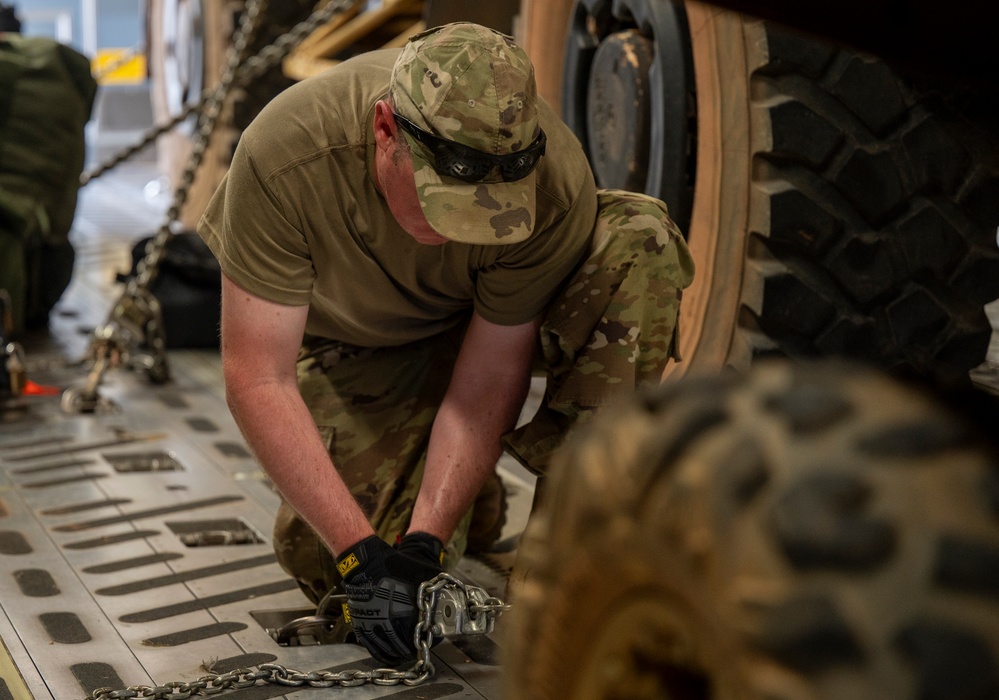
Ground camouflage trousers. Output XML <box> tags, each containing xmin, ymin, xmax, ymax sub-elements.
<box><xmin>274</xmin><ymin>189</ymin><xmax>695</xmax><ymax>603</ymax></box>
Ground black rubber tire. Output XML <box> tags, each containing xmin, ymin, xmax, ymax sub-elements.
<box><xmin>504</xmin><ymin>359</ymin><xmax>999</xmax><ymax>699</ymax></box>
<box><xmin>730</xmin><ymin>21</ymin><xmax>999</xmax><ymax>386</ymax></box>
<box><xmin>552</xmin><ymin>1</ymin><xmax>999</xmax><ymax>387</ymax></box>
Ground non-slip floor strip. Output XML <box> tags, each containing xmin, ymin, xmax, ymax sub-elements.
<box><xmin>95</xmin><ymin>554</ymin><xmax>277</xmax><ymax>595</ymax></box>
<box><xmin>62</xmin><ymin>530</ymin><xmax>160</xmax><ymax>549</ymax></box>
<box><xmin>40</xmin><ymin>498</ymin><xmax>132</xmax><ymax>515</ymax></box>
<box><xmin>82</xmin><ymin>552</ymin><xmax>183</xmax><ymax>574</ymax></box>
<box><xmin>52</xmin><ymin>495</ymin><xmax>244</xmax><ymax>532</ymax></box>
<box><xmin>119</xmin><ymin>579</ymin><xmax>299</xmax><ymax>623</ymax></box>
<box><xmin>143</xmin><ymin>621</ymin><xmax>247</xmax><ymax>647</ymax></box>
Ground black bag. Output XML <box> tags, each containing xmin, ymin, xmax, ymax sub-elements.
<box><xmin>121</xmin><ymin>231</ymin><xmax>221</xmax><ymax>349</ymax></box>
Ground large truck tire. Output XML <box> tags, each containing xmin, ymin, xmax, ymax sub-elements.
<box><xmin>523</xmin><ymin>0</ymin><xmax>999</xmax><ymax>387</ymax></box>
<box><xmin>503</xmin><ymin>359</ymin><xmax>999</xmax><ymax>699</ymax></box>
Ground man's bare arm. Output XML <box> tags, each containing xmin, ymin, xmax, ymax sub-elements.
<box><xmin>219</xmin><ymin>272</ymin><xmax>374</xmax><ymax>555</ymax></box>
<box><xmin>409</xmin><ymin>311</ymin><xmax>538</xmax><ymax>542</ymax></box>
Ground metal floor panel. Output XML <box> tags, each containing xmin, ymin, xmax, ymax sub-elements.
<box><xmin>1</xmin><ymin>366</ymin><xmax>508</xmax><ymax>700</ymax></box>
<box><xmin>1</xmin><ymin>163</ymin><xmax>519</xmax><ymax>700</ymax></box>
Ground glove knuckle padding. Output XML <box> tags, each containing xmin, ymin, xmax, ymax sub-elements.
<box><xmin>336</xmin><ymin>533</ymin><xmax>444</xmax><ymax>666</ymax></box>
<box><xmin>347</xmin><ymin>578</ymin><xmax>418</xmax><ymax>661</ymax></box>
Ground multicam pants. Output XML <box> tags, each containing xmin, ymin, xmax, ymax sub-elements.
<box><xmin>273</xmin><ymin>189</ymin><xmax>696</xmax><ymax>603</ymax></box>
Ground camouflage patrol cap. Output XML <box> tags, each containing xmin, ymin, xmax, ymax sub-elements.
<box><xmin>390</xmin><ymin>23</ymin><xmax>541</xmax><ymax>245</ymax></box>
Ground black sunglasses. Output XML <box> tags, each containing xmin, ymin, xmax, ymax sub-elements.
<box><xmin>393</xmin><ymin>112</ymin><xmax>546</xmax><ymax>184</ymax></box>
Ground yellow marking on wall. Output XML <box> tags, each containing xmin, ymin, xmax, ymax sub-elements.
<box><xmin>92</xmin><ymin>49</ymin><xmax>146</xmax><ymax>85</ymax></box>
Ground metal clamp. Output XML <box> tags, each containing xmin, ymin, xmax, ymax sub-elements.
<box><xmin>433</xmin><ymin>581</ymin><xmax>498</xmax><ymax>636</ymax></box>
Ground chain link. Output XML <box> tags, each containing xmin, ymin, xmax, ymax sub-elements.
<box><xmin>66</xmin><ymin>0</ymin><xmax>355</xmax><ymax>411</ymax></box>
<box><xmin>80</xmin><ymin>574</ymin><xmax>503</xmax><ymax>700</ymax></box>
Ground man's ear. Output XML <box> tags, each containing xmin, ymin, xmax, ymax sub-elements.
<box><xmin>372</xmin><ymin>100</ymin><xmax>397</xmax><ymax>149</ymax></box>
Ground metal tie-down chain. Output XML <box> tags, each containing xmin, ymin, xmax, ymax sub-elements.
<box><xmin>80</xmin><ymin>573</ymin><xmax>510</xmax><ymax>699</ymax></box>
<box><xmin>62</xmin><ymin>0</ymin><xmax>356</xmax><ymax>413</ymax></box>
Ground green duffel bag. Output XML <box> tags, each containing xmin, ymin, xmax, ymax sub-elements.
<box><xmin>0</xmin><ymin>33</ymin><xmax>96</xmax><ymax>335</ymax></box>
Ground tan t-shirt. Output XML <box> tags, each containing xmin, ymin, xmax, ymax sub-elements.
<box><xmin>198</xmin><ymin>49</ymin><xmax>597</xmax><ymax>347</ymax></box>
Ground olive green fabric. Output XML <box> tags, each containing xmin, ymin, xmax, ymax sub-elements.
<box><xmin>197</xmin><ymin>48</ymin><xmax>597</xmax><ymax>346</ymax></box>
<box><xmin>0</xmin><ymin>35</ymin><xmax>95</xmax><ymax>334</ymax></box>
<box><xmin>273</xmin><ymin>189</ymin><xmax>695</xmax><ymax>602</ymax></box>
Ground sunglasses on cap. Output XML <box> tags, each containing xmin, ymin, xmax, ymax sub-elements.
<box><xmin>393</xmin><ymin>113</ymin><xmax>546</xmax><ymax>184</ymax></box>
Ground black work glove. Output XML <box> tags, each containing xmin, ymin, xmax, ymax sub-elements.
<box><xmin>336</xmin><ymin>532</ymin><xmax>444</xmax><ymax>666</ymax></box>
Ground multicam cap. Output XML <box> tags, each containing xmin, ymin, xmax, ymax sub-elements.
<box><xmin>390</xmin><ymin>23</ymin><xmax>541</xmax><ymax>245</ymax></box>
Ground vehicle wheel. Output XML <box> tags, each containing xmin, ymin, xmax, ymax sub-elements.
<box><xmin>504</xmin><ymin>359</ymin><xmax>999</xmax><ymax>699</ymax></box>
<box><xmin>524</xmin><ymin>0</ymin><xmax>999</xmax><ymax>387</ymax></box>
<box><xmin>149</xmin><ymin>0</ymin><xmax>233</xmax><ymax>228</ymax></box>
<box><xmin>148</xmin><ymin>0</ymin><xmax>316</xmax><ymax>228</ymax></box>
